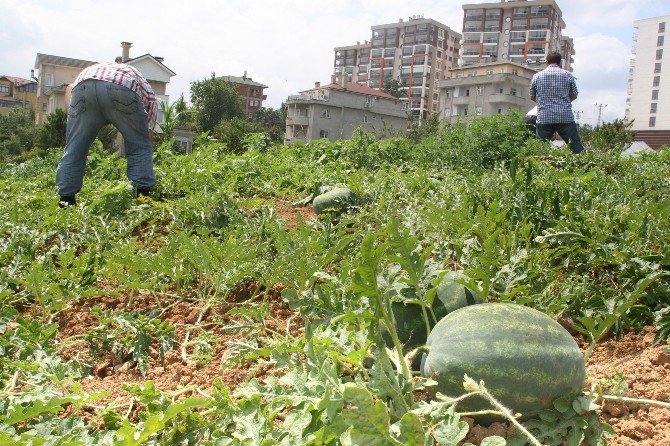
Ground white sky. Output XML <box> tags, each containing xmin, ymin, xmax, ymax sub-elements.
<box><xmin>1</xmin><ymin>0</ymin><xmax>668</xmax><ymax>125</ymax></box>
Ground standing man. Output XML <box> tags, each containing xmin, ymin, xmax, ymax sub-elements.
<box><xmin>56</xmin><ymin>61</ymin><xmax>157</xmax><ymax>207</ymax></box>
<box><xmin>530</xmin><ymin>52</ymin><xmax>584</xmax><ymax>153</ymax></box>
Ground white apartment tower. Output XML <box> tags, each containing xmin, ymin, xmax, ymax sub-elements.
<box><xmin>334</xmin><ymin>16</ymin><xmax>461</xmax><ymax>119</ymax></box>
<box><xmin>461</xmin><ymin>0</ymin><xmax>573</xmax><ymax>71</ymax></box>
<box><xmin>626</xmin><ymin>15</ymin><xmax>670</xmax><ymax>149</ymax></box>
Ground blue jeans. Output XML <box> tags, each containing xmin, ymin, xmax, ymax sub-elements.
<box><xmin>536</xmin><ymin>121</ymin><xmax>584</xmax><ymax>154</ymax></box>
<box><xmin>56</xmin><ymin>79</ymin><xmax>155</xmax><ymax>197</ymax></box>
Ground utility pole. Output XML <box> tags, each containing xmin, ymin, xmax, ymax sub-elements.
<box><xmin>574</xmin><ymin>110</ymin><xmax>583</xmax><ymax>123</ymax></box>
<box><xmin>595</xmin><ymin>103</ymin><xmax>607</xmax><ymax>126</ymax></box>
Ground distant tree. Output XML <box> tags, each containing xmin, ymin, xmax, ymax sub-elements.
<box><xmin>0</xmin><ymin>109</ymin><xmax>36</xmax><ymax>161</ymax></box>
<box><xmin>581</xmin><ymin>119</ymin><xmax>635</xmax><ymax>153</ymax></box>
<box><xmin>382</xmin><ymin>79</ymin><xmax>407</xmax><ymax>98</ymax></box>
<box><xmin>35</xmin><ymin>109</ymin><xmax>67</xmax><ymax>150</ymax></box>
<box><xmin>190</xmin><ymin>74</ymin><xmax>245</xmax><ymax>132</ymax></box>
<box><xmin>252</xmin><ymin>105</ymin><xmax>286</xmax><ymax>143</ymax></box>
<box><xmin>213</xmin><ymin>117</ymin><xmax>263</xmax><ymax>154</ymax></box>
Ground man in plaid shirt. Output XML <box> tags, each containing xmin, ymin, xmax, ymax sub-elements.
<box><xmin>530</xmin><ymin>52</ymin><xmax>584</xmax><ymax>153</ymax></box>
<box><xmin>56</xmin><ymin>61</ymin><xmax>158</xmax><ymax>207</ymax></box>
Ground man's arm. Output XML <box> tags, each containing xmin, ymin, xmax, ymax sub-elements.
<box><xmin>569</xmin><ymin>76</ymin><xmax>578</xmax><ymax>102</ymax></box>
<box><xmin>529</xmin><ymin>76</ymin><xmax>537</xmax><ymax>102</ymax></box>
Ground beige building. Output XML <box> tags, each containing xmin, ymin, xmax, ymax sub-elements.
<box><xmin>461</xmin><ymin>0</ymin><xmax>573</xmax><ymax>71</ymax></box>
<box><xmin>285</xmin><ymin>79</ymin><xmax>408</xmax><ymax>144</ymax></box>
<box><xmin>0</xmin><ymin>76</ymin><xmax>38</xmax><ymax>116</ymax></box>
<box><xmin>334</xmin><ymin>16</ymin><xmax>461</xmax><ymax>120</ymax></box>
<box><xmin>33</xmin><ymin>54</ymin><xmax>97</xmax><ymax>124</ymax></box>
<box><xmin>625</xmin><ymin>15</ymin><xmax>670</xmax><ymax>149</ymax></box>
<box><xmin>439</xmin><ymin>61</ymin><xmax>538</xmax><ymax>121</ymax></box>
<box><xmin>33</xmin><ymin>42</ymin><xmax>176</xmax><ymax>128</ymax></box>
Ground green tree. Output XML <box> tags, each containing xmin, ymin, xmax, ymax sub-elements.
<box><xmin>36</xmin><ymin>109</ymin><xmax>67</xmax><ymax>150</ymax></box>
<box><xmin>382</xmin><ymin>79</ymin><xmax>407</xmax><ymax>98</ymax></box>
<box><xmin>252</xmin><ymin>106</ymin><xmax>286</xmax><ymax>143</ymax></box>
<box><xmin>213</xmin><ymin>117</ymin><xmax>263</xmax><ymax>154</ymax></box>
<box><xmin>0</xmin><ymin>109</ymin><xmax>36</xmax><ymax>161</ymax></box>
<box><xmin>190</xmin><ymin>75</ymin><xmax>245</xmax><ymax>132</ymax></box>
<box><xmin>582</xmin><ymin>119</ymin><xmax>635</xmax><ymax>153</ymax></box>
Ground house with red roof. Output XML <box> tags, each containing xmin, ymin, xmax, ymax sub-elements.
<box><xmin>0</xmin><ymin>75</ymin><xmax>38</xmax><ymax>116</ymax></box>
<box><xmin>285</xmin><ymin>77</ymin><xmax>408</xmax><ymax>144</ymax></box>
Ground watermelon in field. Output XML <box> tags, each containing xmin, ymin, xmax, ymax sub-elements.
<box><xmin>382</xmin><ymin>271</ymin><xmax>483</xmax><ymax>352</ymax></box>
<box><xmin>312</xmin><ymin>187</ymin><xmax>356</xmax><ymax>214</ymax></box>
<box><xmin>421</xmin><ymin>303</ymin><xmax>585</xmax><ymax>422</ymax></box>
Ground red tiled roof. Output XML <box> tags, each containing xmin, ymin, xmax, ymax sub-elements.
<box><xmin>0</xmin><ymin>75</ymin><xmax>33</xmax><ymax>86</ymax></box>
<box><xmin>302</xmin><ymin>82</ymin><xmax>400</xmax><ymax>100</ymax></box>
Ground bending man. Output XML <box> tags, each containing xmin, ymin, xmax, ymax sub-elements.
<box><xmin>56</xmin><ymin>61</ymin><xmax>157</xmax><ymax>207</ymax></box>
<box><xmin>529</xmin><ymin>52</ymin><xmax>584</xmax><ymax>153</ymax></box>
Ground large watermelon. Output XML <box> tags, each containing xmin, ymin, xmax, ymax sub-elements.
<box><xmin>421</xmin><ymin>303</ymin><xmax>585</xmax><ymax>422</ymax></box>
<box><xmin>382</xmin><ymin>271</ymin><xmax>483</xmax><ymax>352</ymax></box>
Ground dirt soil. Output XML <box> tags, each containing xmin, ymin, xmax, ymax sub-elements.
<box><xmin>53</xmin><ymin>286</ymin><xmax>669</xmax><ymax>444</ymax></box>
<box><xmin>271</xmin><ymin>199</ymin><xmax>317</xmax><ymax>230</ymax></box>
<box><xmin>55</xmin><ymin>280</ymin><xmax>303</xmax><ymax>406</ymax></box>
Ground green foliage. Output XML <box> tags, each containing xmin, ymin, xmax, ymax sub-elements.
<box><xmin>0</xmin><ymin>108</ymin><xmax>37</xmax><ymax>161</ymax></box>
<box><xmin>382</xmin><ymin>79</ymin><xmax>407</xmax><ymax>98</ymax></box>
<box><xmin>85</xmin><ymin>307</ymin><xmax>176</xmax><ymax>375</ymax></box>
<box><xmin>35</xmin><ymin>109</ymin><xmax>67</xmax><ymax>150</ymax></box>
<box><xmin>581</xmin><ymin>119</ymin><xmax>636</xmax><ymax>153</ymax></box>
<box><xmin>252</xmin><ymin>106</ymin><xmax>286</xmax><ymax>143</ymax></box>
<box><xmin>213</xmin><ymin>117</ymin><xmax>263</xmax><ymax>154</ymax></box>
<box><xmin>0</xmin><ymin>115</ymin><xmax>667</xmax><ymax>444</ymax></box>
<box><xmin>190</xmin><ymin>74</ymin><xmax>245</xmax><ymax>132</ymax></box>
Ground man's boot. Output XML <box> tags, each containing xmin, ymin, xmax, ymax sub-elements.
<box><xmin>58</xmin><ymin>195</ymin><xmax>76</xmax><ymax>208</ymax></box>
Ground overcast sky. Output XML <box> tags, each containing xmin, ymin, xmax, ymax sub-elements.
<box><xmin>1</xmin><ymin>0</ymin><xmax>668</xmax><ymax>125</ymax></box>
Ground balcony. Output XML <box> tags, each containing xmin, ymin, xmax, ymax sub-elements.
<box><xmin>285</xmin><ymin>115</ymin><xmax>310</xmax><ymax>126</ymax></box>
<box><xmin>488</xmin><ymin>93</ymin><xmax>528</xmax><ymax>106</ymax></box>
<box><xmin>465</xmin><ymin>26</ymin><xmax>484</xmax><ymax>32</ymax></box>
<box><xmin>465</xmin><ymin>14</ymin><xmax>484</xmax><ymax>20</ymax></box>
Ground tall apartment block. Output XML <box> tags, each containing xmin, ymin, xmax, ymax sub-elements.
<box><xmin>625</xmin><ymin>15</ymin><xmax>669</xmax><ymax>149</ymax></box>
<box><xmin>461</xmin><ymin>0</ymin><xmax>573</xmax><ymax>71</ymax></box>
<box><xmin>333</xmin><ymin>16</ymin><xmax>461</xmax><ymax>119</ymax></box>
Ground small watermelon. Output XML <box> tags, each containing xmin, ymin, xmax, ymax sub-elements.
<box><xmin>382</xmin><ymin>272</ymin><xmax>483</xmax><ymax>352</ymax></box>
<box><xmin>312</xmin><ymin>187</ymin><xmax>355</xmax><ymax>214</ymax></box>
<box><xmin>421</xmin><ymin>303</ymin><xmax>585</xmax><ymax>422</ymax></box>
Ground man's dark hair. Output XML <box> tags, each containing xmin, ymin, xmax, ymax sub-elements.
<box><xmin>546</xmin><ymin>52</ymin><xmax>562</xmax><ymax>65</ymax></box>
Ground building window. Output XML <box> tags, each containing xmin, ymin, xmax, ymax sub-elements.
<box><xmin>445</xmin><ymin>108</ymin><xmax>452</xmax><ymax>116</ymax></box>
<box><xmin>498</xmin><ymin>108</ymin><xmax>503</xmax><ymax>114</ymax></box>
<box><xmin>652</xmin><ymin>90</ymin><xmax>659</xmax><ymax>100</ymax></box>
<box><xmin>655</xmin><ymin>63</ymin><xmax>662</xmax><ymax>73</ymax></box>
<box><xmin>445</xmin><ymin>90</ymin><xmax>451</xmax><ymax>98</ymax></box>
<box><xmin>477</xmin><ymin>86</ymin><xmax>483</xmax><ymax>95</ymax></box>
<box><xmin>659</xmin><ymin>22</ymin><xmax>666</xmax><ymax>33</ymax></box>
<box><xmin>486</xmin><ymin>69</ymin><xmax>494</xmax><ymax>75</ymax></box>
<box><xmin>42</xmin><ymin>103</ymin><xmax>47</xmax><ymax>111</ymax></box>
<box><xmin>362</xmin><ymin>114</ymin><xmax>368</xmax><ymax>123</ymax></box>
<box><xmin>319</xmin><ymin>130</ymin><xmax>329</xmax><ymax>139</ymax></box>
<box><xmin>658</xmin><ymin>49</ymin><xmax>664</xmax><ymax>60</ymax></box>
<box><xmin>476</xmin><ymin>106</ymin><xmax>483</xmax><ymax>115</ymax></box>
<box><xmin>0</xmin><ymin>85</ymin><xmax>9</xmax><ymax>93</ymax></box>
<box><xmin>465</xmin><ymin>89</ymin><xmax>470</xmax><ymax>96</ymax></box>
<box><xmin>653</xmin><ymin>76</ymin><xmax>661</xmax><ymax>87</ymax></box>
<box><xmin>510</xmin><ymin>88</ymin><xmax>517</xmax><ymax>96</ymax></box>
<box><xmin>659</xmin><ymin>36</ymin><xmax>665</xmax><ymax>46</ymax></box>
<box><xmin>321</xmin><ymin>109</ymin><xmax>330</xmax><ymax>118</ymax></box>
<box><xmin>512</xmin><ymin>69</ymin><xmax>518</xmax><ymax>75</ymax></box>
<box><xmin>469</xmin><ymin>70</ymin><xmax>477</xmax><ymax>77</ymax></box>
<box><xmin>649</xmin><ymin>117</ymin><xmax>656</xmax><ymax>127</ymax></box>
<box><xmin>651</xmin><ymin>103</ymin><xmax>657</xmax><ymax>113</ymax></box>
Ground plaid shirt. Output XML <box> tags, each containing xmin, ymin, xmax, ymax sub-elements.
<box><xmin>74</xmin><ymin>62</ymin><xmax>158</xmax><ymax>129</ymax></box>
<box><xmin>530</xmin><ymin>64</ymin><xmax>578</xmax><ymax>124</ymax></box>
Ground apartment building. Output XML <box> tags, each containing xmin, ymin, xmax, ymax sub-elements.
<box><xmin>439</xmin><ymin>61</ymin><xmax>537</xmax><ymax>121</ymax></box>
<box><xmin>461</xmin><ymin>0</ymin><xmax>573</xmax><ymax>71</ymax></box>
<box><xmin>218</xmin><ymin>72</ymin><xmax>268</xmax><ymax>119</ymax></box>
<box><xmin>625</xmin><ymin>15</ymin><xmax>670</xmax><ymax>149</ymax></box>
<box><xmin>285</xmin><ymin>79</ymin><xmax>408</xmax><ymax>144</ymax></box>
<box><xmin>0</xmin><ymin>76</ymin><xmax>38</xmax><ymax>116</ymax></box>
<box><xmin>334</xmin><ymin>16</ymin><xmax>461</xmax><ymax>119</ymax></box>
